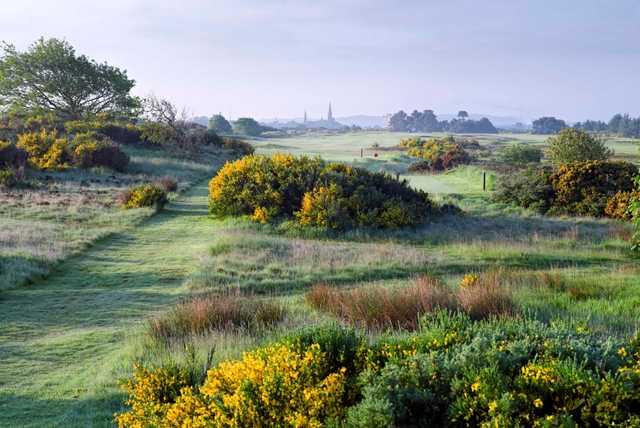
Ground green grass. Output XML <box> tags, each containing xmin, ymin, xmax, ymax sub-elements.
<box><xmin>0</xmin><ymin>145</ymin><xmax>229</xmax><ymax>290</ymax></box>
<box><xmin>2</xmin><ymin>131</ymin><xmax>640</xmax><ymax>426</ymax></box>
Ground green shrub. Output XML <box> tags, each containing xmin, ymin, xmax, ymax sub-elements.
<box><xmin>495</xmin><ymin>161</ymin><xmax>638</xmax><ymax>217</ymax></box>
<box><xmin>498</xmin><ymin>144</ymin><xmax>543</xmax><ymax>164</ymax></box>
<box><xmin>546</xmin><ymin>128</ymin><xmax>613</xmax><ymax>165</ymax></box>
<box><xmin>0</xmin><ymin>168</ymin><xmax>17</xmax><ymax>188</ymax></box>
<box><xmin>116</xmin><ymin>316</ymin><xmax>640</xmax><ymax>427</ymax></box>
<box><xmin>70</xmin><ymin>132</ymin><xmax>129</xmax><ymax>172</ymax></box>
<box><xmin>209</xmin><ymin>154</ymin><xmax>436</xmax><ymax>229</ymax></box>
<box><xmin>65</xmin><ymin>118</ymin><xmax>142</xmax><ymax>145</ymax></box>
<box><xmin>494</xmin><ymin>166</ymin><xmax>554</xmax><ymax>213</ymax></box>
<box><xmin>139</xmin><ymin>122</ymin><xmax>177</xmax><ymax>146</ymax></box>
<box><xmin>0</xmin><ymin>140</ymin><xmax>27</xmax><ymax>170</ymax></box>
<box><xmin>222</xmin><ymin>137</ymin><xmax>254</xmax><ymax>155</ymax></box>
<box><xmin>120</xmin><ymin>183</ymin><xmax>168</xmax><ymax>209</ymax></box>
<box><xmin>632</xmin><ymin>176</ymin><xmax>640</xmax><ymax>251</ymax></box>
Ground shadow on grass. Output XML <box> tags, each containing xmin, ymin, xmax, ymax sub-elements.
<box><xmin>0</xmin><ymin>391</ymin><xmax>122</xmax><ymax>428</ymax></box>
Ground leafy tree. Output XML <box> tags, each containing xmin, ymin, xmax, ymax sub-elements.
<box><xmin>498</xmin><ymin>144</ymin><xmax>542</xmax><ymax>164</ymax></box>
<box><xmin>532</xmin><ymin>117</ymin><xmax>567</xmax><ymax>134</ymax></box>
<box><xmin>0</xmin><ymin>38</ymin><xmax>138</xmax><ymax>119</ymax></box>
<box><xmin>546</xmin><ymin>128</ymin><xmax>612</xmax><ymax>165</ymax></box>
<box><xmin>387</xmin><ymin>110</ymin><xmax>409</xmax><ymax>132</ymax></box>
<box><xmin>457</xmin><ymin>110</ymin><xmax>469</xmax><ymax>120</ymax></box>
<box><xmin>573</xmin><ymin>120</ymin><xmax>607</xmax><ymax>132</ymax></box>
<box><xmin>233</xmin><ymin>117</ymin><xmax>265</xmax><ymax>136</ymax></box>
<box><xmin>446</xmin><ymin>117</ymin><xmax>496</xmax><ymax>133</ymax></box>
<box><xmin>208</xmin><ymin>114</ymin><xmax>232</xmax><ymax>134</ymax></box>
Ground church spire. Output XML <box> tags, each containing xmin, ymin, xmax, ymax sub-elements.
<box><xmin>327</xmin><ymin>102</ymin><xmax>333</xmax><ymax>122</ymax></box>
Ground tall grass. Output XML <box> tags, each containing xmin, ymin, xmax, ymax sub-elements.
<box><xmin>307</xmin><ymin>271</ymin><xmax>518</xmax><ymax>329</ymax></box>
<box><xmin>149</xmin><ymin>294</ymin><xmax>286</xmax><ymax>344</ymax></box>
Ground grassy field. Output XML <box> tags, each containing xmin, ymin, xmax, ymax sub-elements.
<box><xmin>0</xmin><ymin>146</ymin><xmax>229</xmax><ymax>290</ymax></box>
<box><xmin>1</xmin><ymin>131</ymin><xmax>639</xmax><ymax>426</ymax></box>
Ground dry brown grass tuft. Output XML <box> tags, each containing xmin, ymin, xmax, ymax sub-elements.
<box><xmin>149</xmin><ymin>294</ymin><xmax>286</xmax><ymax>343</ymax></box>
<box><xmin>456</xmin><ymin>269</ymin><xmax>518</xmax><ymax>320</ymax></box>
<box><xmin>155</xmin><ymin>175</ymin><xmax>178</xmax><ymax>192</ymax></box>
<box><xmin>306</xmin><ymin>276</ymin><xmax>459</xmax><ymax>330</ymax></box>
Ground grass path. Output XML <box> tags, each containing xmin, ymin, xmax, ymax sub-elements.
<box><xmin>0</xmin><ymin>181</ymin><xmax>218</xmax><ymax>427</ymax></box>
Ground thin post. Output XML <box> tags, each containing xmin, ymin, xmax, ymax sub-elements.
<box><xmin>360</xmin><ymin>148</ymin><xmax>363</xmax><ymax>158</ymax></box>
<box><xmin>483</xmin><ymin>171</ymin><xmax>486</xmax><ymax>191</ymax></box>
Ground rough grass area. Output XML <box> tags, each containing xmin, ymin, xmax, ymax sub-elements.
<box><xmin>0</xmin><ymin>145</ymin><xmax>231</xmax><ymax>289</ymax></box>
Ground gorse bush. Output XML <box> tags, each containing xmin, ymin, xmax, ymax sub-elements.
<box><xmin>116</xmin><ymin>341</ymin><xmax>349</xmax><ymax>427</ymax></box>
<box><xmin>497</xmin><ymin>144</ymin><xmax>543</xmax><ymax>165</ymax></box>
<box><xmin>402</xmin><ymin>136</ymin><xmax>471</xmax><ymax>172</ymax></box>
<box><xmin>15</xmin><ymin>128</ymin><xmax>129</xmax><ymax>171</ymax></box>
<box><xmin>0</xmin><ymin>140</ymin><xmax>27</xmax><ymax>170</ymax></box>
<box><xmin>119</xmin><ymin>183</ymin><xmax>167</xmax><ymax>209</ymax></box>
<box><xmin>117</xmin><ymin>316</ymin><xmax>640</xmax><ymax>427</ymax></box>
<box><xmin>64</xmin><ymin>118</ymin><xmax>142</xmax><ymax>145</ymax></box>
<box><xmin>70</xmin><ymin>132</ymin><xmax>129</xmax><ymax>172</ymax></box>
<box><xmin>605</xmin><ymin>190</ymin><xmax>640</xmax><ymax>220</ymax></box>
<box><xmin>209</xmin><ymin>154</ymin><xmax>436</xmax><ymax>229</ymax></box>
<box><xmin>546</xmin><ymin>128</ymin><xmax>613</xmax><ymax>165</ymax></box>
<box><xmin>549</xmin><ymin>160</ymin><xmax>637</xmax><ymax>217</ymax></box>
<box><xmin>495</xmin><ymin>161</ymin><xmax>638</xmax><ymax>218</ymax></box>
<box><xmin>16</xmin><ymin>129</ymin><xmax>70</xmax><ymax>170</ymax></box>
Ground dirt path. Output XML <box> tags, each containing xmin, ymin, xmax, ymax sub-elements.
<box><xmin>0</xmin><ymin>181</ymin><xmax>217</xmax><ymax>427</ymax></box>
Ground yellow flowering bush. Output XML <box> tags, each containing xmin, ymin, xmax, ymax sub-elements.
<box><xmin>71</xmin><ymin>132</ymin><xmax>129</xmax><ymax>172</ymax></box>
<box><xmin>115</xmin><ymin>364</ymin><xmax>190</xmax><ymax>428</ymax></box>
<box><xmin>120</xmin><ymin>184</ymin><xmax>168</xmax><ymax>209</ymax></box>
<box><xmin>16</xmin><ymin>129</ymin><xmax>71</xmax><ymax>170</ymax></box>
<box><xmin>117</xmin><ymin>318</ymin><xmax>640</xmax><ymax>427</ymax></box>
<box><xmin>209</xmin><ymin>154</ymin><xmax>436</xmax><ymax>229</ymax></box>
<box><xmin>605</xmin><ymin>190</ymin><xmax>640</xmax><ymax>220</ymax></box>
<box><xmin>403</xmin><ymin>136</ymin><xmax>471</xmax><ymax>172</ymax></box>
<box><xmin>117</xmin><ymin>343</ymin><xmax>348</xmax><ymax>427</ymax></box>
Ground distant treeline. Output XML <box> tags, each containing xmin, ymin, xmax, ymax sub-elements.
<box><xmin>533</xmin><ymin>114</ymin><xmax>640</xmax><ymax>137</ymax></box>
<box><xmin>388</xmin><ymin>110</ymin><xmax>497</xmax><ymax>133</ymax></box>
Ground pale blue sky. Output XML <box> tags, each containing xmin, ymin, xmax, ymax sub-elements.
<box><xmin>2</xmin><ymin>0</ymin><xmax>639</xmax><ymax>121</ymax></box>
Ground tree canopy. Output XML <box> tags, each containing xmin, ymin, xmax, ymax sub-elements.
<box><xmin>387</xmin><ymin>109</ymin><xmax>496</xmax><ymax>133</ymax></box>
<box><xmin>208</xmin><ymin>114</ymin><xmax>232</xmax><ymax>134</ymax></box>
<box><xmin>532</xmin><ymin>117</ymin><xmax>567</xmax><ymax>134</ymax></box>
<box><xmin>546</xmin><ymin>128</ymin><xmax>612</xmax><ymax>165</ymax></box>
<box><xmin>0</xmin><ymin>38</ymin><xmax>138</xmax><ymax>119</ymax></box>
<box><xmin>233</xmin><ymin>117</ymin><xmax>266</xmax><ymax>136</ymax></box>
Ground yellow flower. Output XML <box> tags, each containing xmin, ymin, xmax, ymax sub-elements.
<box><xmin>533</xmin><ymin>398</ymin><xmax>543</xmax><ymax>408</ymax></box>
<box><xmin>618</xmin><ymin>347</ymin><xmax>628</xmax><ymax>358</ymax></box>
<box><xmin>471</xmin><ymin>381</ymin><xmax>481</xmax><ymax>392</ymax></box>
<box><xmin>488</xmin><ymin>400</ymin><xmax>498</xmax><ymax>412</ymax></box>
<box><xmin>460</xmin><ymin>273</ymin><xmax>480</xmax><ymax>289</ymax></box>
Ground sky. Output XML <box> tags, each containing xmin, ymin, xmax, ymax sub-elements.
<box><xmin>1</xmin><ymin>0</ymin><xmax>639</xmax><ymax>122</ymax></box>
